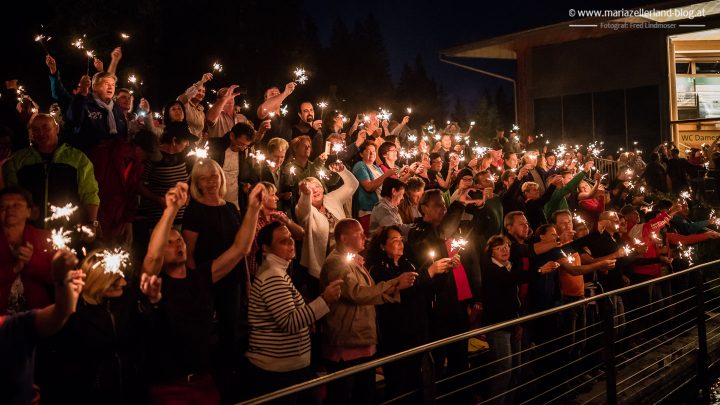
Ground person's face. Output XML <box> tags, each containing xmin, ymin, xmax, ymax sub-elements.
<box><xmin>29</xmin><ymin>117</ymin><xmax>59</xmax><ymax>150</ymax></box>
<box><xmin>554</xmin><ymin>213</ymin><xmax>572</xmax><ymax>234</ymax></box>
<box><xmin>491</xmin><ymin>243</ymin><xmax>511</xmax><ymax>263</ymax></box>
<box><xmin>384</xmin><ymin>146</ymin><xmax>398</xmax><ymax>164</ymax></box>
<box><xmin>115</xmin><ymin>91</ymin><xmax>133</xmax><ymax>113</ymax></box>
<box><xmin>265</xmin><ymin>226</ymin><xmax>295</xmax><ymax>261</ymax></box>
<box><xmin>562</xmin><ymin>173</ymin><xmax>573</xmax><ymax>185</ymax></box>
<box><xmin>362</xmin><ymin>145</ymin><xmax>377</xmax><ymax>164</ymax></box>
<box><xmin>505</xmin><ymin>154</ymin><xmax>518</xmax><ymax>168</ymax></box>
<box><xmin>198</xmin><ymin>167</ymin><xmax>221</xmax><ymax>198</ymax></box>
<box><xmin>383</xmin><ymin>229</ymin><xmax>404</xmax><ymax>259</ymax></box>
<box><xmin>296</xmin><ymin>139</ymin><xmax>312</xmax><ymax>159</ymax></box>
<box><xmin>602</xmin><ymin>213</ymin><xmax>621</xmax><ymax>233</ymax></box>
<box><xmin>231</xmin><ymin>134</ymin><xmax>253</xmax><ymax>152</ymax></box>
<box><xmin>421</xmin><ymin>154</ymin><xmax>430</xmax><ymax>165</ymax></box>
<box><xmin>299</xmin><ymin>102</ymin><xmax>314</xmax><ymax>123</ymax></box>
<box><xmin>103</xmin><ymin>277</ymin><xmax>127</xmax><ymax>298</ymax></box>
<box><xmin>264</xmin><ymin>87</ymin><xmax>280</xmax><ymax>100</ymax></box>
<box><xmin>342</xmin><ymin>222</ymin><xmax>366</xmax><ymax>252</ymax></box>
<box><xmin>546</xmin><ymin>155</ymin><xmax>556</xmax><ymax>167</ymax></box>
<box><xmin>507</xmin><ymin>214</ymin><xmax>530</xmax><ymax>241</ymax></box>
<box><xmin>441</xmin><ymin>135</ymin><xmax>452</xmax><ymax>149</ymax></box>
<box><xmin>407</xmin><ymin>188</ymin><xmax>424</xmax><ymax>206</ymax></box>
<box><xmin>391</xmin><ymin>187</ymin><xmax>405</xmax><ymax>206</ymax></box>
<box><xmin>579</xmin><ymin>181</ymin><xmax>591</xmax><ymax>194</ymax></box>
<box><xmin>475</xmin><ymin>173</ymin><xmax>494</xmax><ymax>189</ymax></box>
<box><xmin>459</xmin><ymin>175</ymin><xmax>474</xmax><ymax>190</ymax></box>
<box><xmin>169</xmin><ymin>104</ymin><xmax>185</xmax><ymax>123</ymax></box>
<box><xmin>192</xmin><ymin>85</ymin><xmax>206</xmax><ymax>103</ymax></box>
<box><xmin>525</xmin><ymin>186</ymin><xmax>540</xmax><ymax>200</ymax></box>
<box><xmin>575</xmin><ymin>226</ymin><xmax>589</xmax><ymax>238</ymax></box>
<box><xmin>422</xmin><ymin>196</ymin><xmax>447</xmax><ymax>224</ymax></box>
<box><xmin>540</xmin><ymin>227</ymin><xmax>559</xmax><ymax>243</ymax></box>
<box><xmin>264</xmin><ymin>187</ymin><xmax>279</xmax><ymax>210</ymax></box>
<box><xmin>308</xmin><ymin>181</ymin><xmax>324</xmax><ymax>206</ymax></box>
<box><xmin>93</xmin><ymin>77</ymin><xmax>116</xmax><ymax>101</ymax></box>
<box><xmin>270</xmin><ymin>150</ymin><xmax>285</xmax><ymax>167</ymax></box>
<box><xmin>430</xmin><ymin>156</ymin><xmax>443</xmax><ymax>171</ymax></box>
<box><xmin>163</xmin><ymin>229</ymin><xmax>187</xmax><ymax>265</ymax></box>
<box><xmin>504</xmin><ymin>174</ymin><xmax>517</xmax><ymax>186</ymax></box>
<box><xmin>0</xmin><ymin>194</ymin><xmax>30</xmax><ymax>227</ymax></box>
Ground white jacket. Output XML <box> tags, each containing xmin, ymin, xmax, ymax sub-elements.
<box><xmin>296</xmin><ymin>169</ymin><xmax>359</xmax><ymax>278</ymax></box>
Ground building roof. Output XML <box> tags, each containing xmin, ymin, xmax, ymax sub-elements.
<box><xmin>441</xmin><ymin>0</ymin><xmax>720</xmax><ymax>59</ymax></box>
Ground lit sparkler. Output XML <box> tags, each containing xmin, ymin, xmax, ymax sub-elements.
<box><xmin>120</xmin><ymin>33</ymin><xmax>130</xmax><ymax>40</ymax></box>
<box><xmin>331</xmin><ymin>143</ymin><xmax>345</xmax><ymax>154</ymax></box>
<box><xmin>94</xmin><ymin>248</ymin><xmax>130</xmax><ymax>276</ymax></box>
<box><xmin>71</xmin><ymin>38</ymin><xmax>84</xmax><ymax>49</ymax></box>
<box><xmin>280</xmin><ymin>105</ymin><xmax>288</xmax><ymax>116</ymax></box>
<box><xmin>127</xmin><ymin>74</ymin><xmax>137</xmax><ymax>84</ymax></box>
<box><xmin>187</xmin><ymin>142</ymin><xmax>209</xmax><ymax>159</ymax></box>
<box><xmin>406</xmin><ymin>107</ymin><xmax>412</xmax><ymax>114</ymax></box>
<box><xmin>48</xmin><ymin>228</ymin><xmax>74</xmax><ymax>253</ymax></box>
<box><xmin>561</xmin><ymin>250</ymin><xmax>575</xmax><ymax>264</ymax></box>
<box><xmin>678</xmin><ymin>242</ymin><xmax>695</xmax><ymax>266</ymax></box>
<box><xmin>34</xmin><ymin>34</ymin><xmax>51</xmax><ymax>54</ymax></box>
<box><xmin>407</xmin><ymin>134</ymin><xmax>417</xmax><ymax>143</ymax></box>
<box><xmin>212</xmin><ymin>61</ymin><xmax>223</xmax><ymax>73</ymax></box>
<box><xmin>450</xmin><ymin>237</ymin><xmax>468</xmax><ymax>252</ymax></box>
<box><xmin>293</xmin><ymin>67</ymin><xmax>308</xmax><ymax>84</ymax></box>
<box><xmin>45</xmin><ymin>203</ymin><xmax>79</xmax><ymax>222</ymax></box>
<box><xmin>250</xmin><ymin>151</ymin><xmax>266</xmax><ymax>164</ymax></box>
<box><xmin>317</xmin><ymin>169</ymin><xmax>329</xmax><ymax>180</ymax></box>
<box><xmin>345</xmin><ymin>252</ymin><xmax>356</xmax><ymax>263</ymax></box>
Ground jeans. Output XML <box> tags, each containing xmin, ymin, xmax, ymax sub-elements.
<box><xmin>486</xmin><ymin>329</ymin><xmax>522</xmax><ymax>405</ymax></box>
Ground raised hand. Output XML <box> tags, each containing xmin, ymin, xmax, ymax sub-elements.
<box><xmin>165</xmin><ymin>182</ymin><xmax>189</xmax><ymax>211</ymax></box>
<box><xmin>200</xmin><ymin>72</ymin><xmax>213</xmax><ymax>84</ymax></box>
<box><xmin>45</xmin><ymin>55</ymin><xmax>57</xmax><ymax>74</ymax></box>
<box><xmin>247</xmin><ymin>183</ymin><xmax>267</xmax><ymax>210</ymax></box>
<box><xmin>93</xmin><ymin>57</ymin><xmax>104</xmax><ymax>72</ymax></box>
<box><xmin>111</xmin><ymin>47</ymin><xmax>122</xmax><ymax>61</ymax></box>
<box><xmin>283</xmin><ymin>82</ymin><xmax>296</xmax><ymax>95</ymax></box>
<box><xmin>140</xmin><ymin>273</ymin><xmax>163</xmax><ymax>304</ymax></box>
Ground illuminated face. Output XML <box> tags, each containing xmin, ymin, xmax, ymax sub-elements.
<box><xmin>93</xmin><ymin>77</ymin><xmax>116</xmax><ymax>101</ymax></box>
<box><xmin>407</xmin><ymin>188</ymin><xmax>424</xmax><ymax>206</ymax></box>
<box><xmin>507</xmin><ymin>214</ymin><xmax>530</xmax><ymax>240</ymax></box>
<box><xmin>198</xmin><ymin>167</ymin><xmax>221</xmax><ymax>198</ymax></box>
<box><xmin>264</xmin><ymin>87</ymin><xmax>280</xmax><ymax>100</ymax></box>
<box><xmin>430</xmin><ymin>157</ymin><xmax>443</xmax><ymax>171</ymax></box>
<box><xmin>383</xmin><ymin>229</ymin><xmax>404</xmax><ymax>259</ymax></box>
<box><xmin>524</xmin><ymin>186</ymin><xmax>540</xmax><ymax>200</ymax></box>
<box><xmin>168</xmin><ymin>104</ymin><xmax>185</xmax><ymax>123</ymax></box>
<box><xmin>294</xmin><ymin>139</ymin><xmax>312</xmax><ymax>159</ymax></box>
<box><xmin>192</xmin><ymin>85</ymin><xmax>206</xmax><ymax>103</ymax></box>
<box><xmin>362</xmin><ymin>145</ymin><xmax>377</xmax><ymax>164</ymax></box>
<box><xmin>540</xmin><ymin>227</ymin><xmax>559</xmax><ymax>243</ymax></box>
<box><xmin>554</xmin><ymin>213</ymin><xmax>572</xmax><ymax>234</ymax></box>
<box><xmin>270</xmin><ymin>150</ymin><xmax>285</xmax><ymax>168</ymax></box>
<box><xmin>342</xmin><ymin>221</ymin><xmax>366</xmax><ymax>252</ymax></box>
<box><xmin>307</xmin><ymin>180</ymin><xmax>324</xmax><ymax>206</ymax></box>
<box><xmin>491</xmin><ymin>243</ymin><xmax>511</xmax><ymax>262</ymax></box>
<box><xmin>115</xmin><ymin>91</ymin><xmax>134</xmax><ymax>113</ymax></box>
<box><xmin>505</xmin><ymin>153</ymin><xmax>518</xmax><ymax>168</ymax></box>
<box><xmin>263</xmin><ymin>187</ymin><xmax>279</xmax><ymax>211</ymax></box>
<box><xmin>0</xmin><ymin>194</ymin><xmax>30</xmax><ymax>227</ymax></box>
<box><xmin>441</xmin><ymin>135</ymin><xmax>452</xmax><ymax>149</ymax></box>
<box><xmin>299</xmin><ymin>102</ymin><xmax>314</xmax><ymax>123</ymax></box>
<box><xmin>29</xmin><ymin>116</ymin><xmax>59</xmax><ymax>151</ymax></box>
<box><xmin>163</xmin><ymin>229</ymin><xmax>187</xmax><ymax>266</ymax></box>
<box><xmin>264</xmin><ymin>226</ymin><xmax>295</xmax><ymax>261</ymax></box>
<box><xmin>579</xmin><ymin>181</ymin><xmax>591</xmax><ymax>194</ymax></box>
<box><xmin>383</xmin><ymin>146</ymin><xmax>398</xmax><ymax>165</ymax></box>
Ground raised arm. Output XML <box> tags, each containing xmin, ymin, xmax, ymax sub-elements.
<box><xmin>107</xmin><ymin>47</ymin><xmax>122</xmax><ymax>75</ymax></box>
<box><xmin>178</xmin><ymin>73</ymin><xmax>213</xmax><ymax>105</ymax></box>
<box><xmin>34</xmin><ymin>250</ymin><xmax>85</xmax><ymax>337</ymax></box>
<box><xmin>256</xmin><ymin>82</ymin><xmax>296</xmax><ymax>119</ymax></box>
<box><xmin>210</xmin><ymin>184</ymin><xmax>265</xmax><ymax>283</ymax></box>
<box><xmin>142</xmin><ymin>183</ymin><xmax>189</xmax><ymax>276</ymax></box>
<box><xmin>206</xmin><ymin>84</ymin><xmax>240</xmax><ymax>125</ymax></box>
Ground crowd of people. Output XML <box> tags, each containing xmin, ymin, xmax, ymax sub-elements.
<box><xmin>2</xmin><ymin>46</ymin><xmax>720</xmax><ymax>405</ymax></box>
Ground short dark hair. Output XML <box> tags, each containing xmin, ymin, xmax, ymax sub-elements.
<box><xmin>229</xmin><ymin>122</ymin><xmax>256</xmax><ymax>141</ymax></box>
<box><xmin>380</xmin><ymin>177</ymin><xmax>406</xmax><ymax>198</ymax></box>
<box><xmin>0</xmin><ymin>187</ymin><xmax>34</xmax><ymax>208</ymax></box>
<box><xmin>367</xmin><ymin>225</ymin><xmax>403</xmax><ymax>267</ymax></box>
<box><xmin>418</xmin><ymin>189</ymin><xmax>443</xmax><ymax>216</ymax></box>
<box><xmin>359</xmin><ymin>140</ymin><xmax>376</xmax><ymax>154</ymax></box>
<box><xmin>256</xmin><ymin>221</ymin><xmax>286</xmax><ymax>250</ymax></box>
<box><xmin>378</xmin><ymin>141</ymin><xmax>397</xmax><ymax>166</ymax></box>
<box><xmin>405</xmin><ymin>177</ymin><xmax>425</xmax><ymax>192</ymax></box>
<box><xmin>503</xmin><ymin>152</ymin><xmax>516</xmax><ymax>160</ymax></box>
<box><xmin>536</xmin><ymin>223</ymin><xmax>555</xmax><ymax>237</ymax></box>
<box><xmin>429</xmin><ymin>152</ymin><xmax>442</xmax><ymax>162</ymax></box>
<box><xmin>486</xmin><ymin>234</ymin><xmax>510</xmax><ymax>255</ymax></box>
<box><xmin>334</xmin><ymin>218</ymin><xmax>360</xmax><ymax>244</ymax></box>
<box><xmin>550</xmin><ymin>209</ymin><xmax>572</xmax><ymax>225</ymax></box>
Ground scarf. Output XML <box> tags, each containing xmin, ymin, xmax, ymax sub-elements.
<box><xmin>93</xmin><ymin>94</ymin><xmax>118</xmax><ymax>135</ymax></box>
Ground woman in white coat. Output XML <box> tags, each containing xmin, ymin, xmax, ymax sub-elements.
<box><xmin>295</xmin><ymin>161</ymin><xmax>359</xmax><ymax>282</ymax></box>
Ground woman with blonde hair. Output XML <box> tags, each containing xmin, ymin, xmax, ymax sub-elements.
<box><xmin>296</xmin><ymin>161</ymin><xmax>358</xmax><ymax>282</ymax></box>
<box><xmin>182</xmin><ymin>158</ymin><xmax>241</xmax><ymax>269</ymax></box>
<box><xmin>43</xmin><ymin>248</ymin><xmax>152</xmax><ymax>404</ymax></box>
<box><xmin>261</xmin><ymin>137</ymin><xmax>293</xmax><ymax>214</ymax></box>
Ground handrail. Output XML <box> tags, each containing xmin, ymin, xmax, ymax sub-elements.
<box><xmin>237</xmin><ymin>258</ymin><xmax>720</xmax><ymax>405</ymax></box>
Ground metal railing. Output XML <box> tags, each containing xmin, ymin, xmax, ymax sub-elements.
<box><xmin>239</xmin><ymin>257</ymin><xmax>720</xmax><ymax>405</ymax></box>
<box><xmin>593</xmin><ymin>157</ymin><xmax>619</xmax><ymax>182</ymax></box>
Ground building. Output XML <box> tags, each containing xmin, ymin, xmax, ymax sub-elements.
<box><xmin>441</xmin><ymin>0</ymin><xmax>720</xmax><ymax>154</ymax></box>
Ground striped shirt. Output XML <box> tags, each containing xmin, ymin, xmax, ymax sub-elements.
<box><xmin>246</xmin><ymin>254</ymin><xmax>329</xmax><ymax>372</ymax></box>
<box><xmin>138</xmin><ymin>151</ymin><xmax>189</xmax><ymax>223</ymax></box>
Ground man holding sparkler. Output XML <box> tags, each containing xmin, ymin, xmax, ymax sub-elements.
<box><xmin>65</xmin><ymin>72</ymin><xmax>128</xmax><ymax>154</ymax></box>
<box><xmin>256</xmin><ymin>83</ymin><xmax>296</xmax><ymax>143</ymax></box>
<box><xmin>177</xmin><ymin>72</ymin><xmax>213</xmax><ymax>137</ymax></box>
<box><xmin>292</xmin><ymin>101</ymin><xmax>324</xmax><ymax>161</ymax></box>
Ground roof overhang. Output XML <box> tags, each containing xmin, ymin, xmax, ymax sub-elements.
<box><xmin>441</xmin><ymin>0</ymin><xmax>720</xmax><ymax>60</ymax></box>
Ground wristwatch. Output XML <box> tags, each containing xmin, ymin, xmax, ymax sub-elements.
<box><xmin>91</xmin><ymin>220</ymin><xmax>99</xmax><ymax>228</ymax></box>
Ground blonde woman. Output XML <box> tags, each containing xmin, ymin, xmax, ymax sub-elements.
<box><xmin>261</xmin><ymin>137</ymin><xmax>293</xmax><ymax>213</ymax></box>
<box><xmin>43</xmin><ymin>249</ymin><xmax>155</xmax><ymax>404</ymax></box>
<box><xmin>182</xmin><ymin>158</ymin><xmax>241</xmax><ymax>270</ymax></box>
<box><xmin>296</xmin><ymin>161</ymin><xmax>358</xmax><ymax>281</ymax></box>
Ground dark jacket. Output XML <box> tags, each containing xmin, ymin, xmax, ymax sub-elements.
<box><xmin>65</xmin><ymin>93</ymin><xmax>128</xmax><ymax>153</ymax></box>
<box><xmin>481</xmin><ymin>257</ymin><xmax>537</xmax><ymax>327</ymax></box>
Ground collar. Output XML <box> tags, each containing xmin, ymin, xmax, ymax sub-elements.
<box><xmin>492</xmin><ymin>258</ymin><xmax>512</xmax><ymax>271</ymax></box>
<box><xmin>263</xmin><ymin>253</ymin><xmax>291</xmax><ymax>270</ymax></box>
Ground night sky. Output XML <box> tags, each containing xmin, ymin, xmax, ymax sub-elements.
<box><xmin>306</xmin><ymin>0</ymin><xmax>658</xmax><ymax>109</ymax></box>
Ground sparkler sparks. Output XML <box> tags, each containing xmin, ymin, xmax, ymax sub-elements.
<box><xmin>120</xmin><ymin>33</ymin><xmax>130</xmax><ymax>40</ymax></box>
<box><xmin>71</xmin><ymin>38</ymin><xmax>84</xmax><ymax>49</ymax></box>
<box><xmin>331</xmin><ymin>143</ymin><xmax>345</xmax><ymax>154</ymax></box>
<box><xmin>187</xmin><ymin>142</ymin><xmax>209</xmax><ymax>159</ymax></box>
<box><xmin>45</xmin><ymin>203</ymin><xmax>79</xmax><ymax>222</ymax></box>
<box><xmin>678</xmin><ymin>242</ymin><xmax>695</xmax><ymax>266</ymax></box>
<box><xmin>561</xmin><ymin>250</ymin><xmax>575</xmax><ymax>264</ymax></box>
<box><xmin>679</xmin><ymin>190</ymin><xmax>691</xmax><ymax>201</ymax></box>
<box><xmin>429</xmin><ymin>250</ymin><xmax>436</xmax><ymax>259</ymax></box>
<box><xmin>378</xmin><ymin>108</ymin><xmax>392</xmax><ymax>121</ymax></box>
<box><xmin>94</xmin><ymin>248</ymin><xmax>130</xmax><ymax>276</ymax></box>
<box><xmin>293</xmin><ymin>67</ymin><xmax>308</xmax><ymax>84</ymax></box>
<box><xmin>406</xmin><ymin>107</ymin><xmax>412</xmax><ymax>114</ymax></box>
<box><xmin>249</xmin><ymin>151</ymin><xmax>266</xmax><ymax>163</ymax></box>
<box><xmin>407</xmin><ymin>134</ymin><xmax>417</xmax><ymax>143</ymax></box>
<box><xmin>345</xmin><ymin>252</ymin><xmax>356</xmax><ymax>263</ymax></box>
<box><xmin>289</xmin><ymin>166</ymin><xmax>297</xmax><ymax>176</ymax></box>
<box><xmin>623</xmin><ymin>245</ymin><xmax>633</xmax><ymax>256</ymax></box>
<box><xmin>450</xmin><ymin>238</ymin><xmax>468</xmax><ymax>252</ymax></box>
<box><xmin>279</xmin><ymin>105</ymin><xmax>288</xmax><ymax>116</ymax></box>
<box><xmin>317</xmin><ymin>101</ymin><xmax>328</xmax><ymax>109</ymax></box>
<box><xmin>242</xmin><ymin>100</ymin><xmax>250</xmax><ymax>109</ymax></box>
<box><xmin>127</xmin><ymin>74</ymin><xmax>137</xmax><ymax>84</ymax></box>
<box><xmin>48</xmin><ymin>228</ymin><xmax>74</xmax><ymax>252</ymax></box>
<box><xmin>212</xmin><ymin>61</ymin><xmax>223</xmax><ymax>72</ymax></box>
<box><xmin>317</xmin><ymin>169</ymin><xmax>329</xmax><ymax>180</ymax></box>
<box><xmin>573</xmin><ymin>214</ymin><xmax>585</xmax><ymax>224</ymax></box>
<box><xmin>34</xmin><ymin>34</ymin><xmax>51</xmax><ymax>54</ymax></box>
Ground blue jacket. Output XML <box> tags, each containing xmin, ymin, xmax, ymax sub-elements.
<box><xmin>65</xmin><ymin>93</ymin><xmax>128</xmax><ymax>153</ymax></box>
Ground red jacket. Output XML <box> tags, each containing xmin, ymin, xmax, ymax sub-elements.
<box><xmin>632</xmin><ymin>212</ymin><xmax>671</xmax><ymax>277</ymax></box>
<box><xmin>0</xmin><ymin>225</ymin><xmax>54</xmax><ymax>314</ymax></box>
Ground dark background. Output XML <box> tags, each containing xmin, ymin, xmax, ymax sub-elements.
<box><xmin>1</xmin><ymin>0</ymin><xmax>655</xmax><ymax>139</ymax></box>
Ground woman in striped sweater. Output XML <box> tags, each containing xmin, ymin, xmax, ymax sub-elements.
<box><xmin>245</xmin><ymin>221</ymin><xmax>342</xmax><ymax>403</ymax></box>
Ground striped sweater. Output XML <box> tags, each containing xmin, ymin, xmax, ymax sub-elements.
<box><xmin>246</xmin><ymin>254</ymin><xmax>330</xmax><ymax>372</ymax></box>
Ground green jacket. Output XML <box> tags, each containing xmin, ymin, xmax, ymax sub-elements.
<box><xmin>3</xmin><ymin>143</ymin><xmax>100</xmax><ymax>221</ymax></box>
<box><xmin>543</xmin><ymin>171</ymin><xmax>585</xmax><ymax>217</ymax></box>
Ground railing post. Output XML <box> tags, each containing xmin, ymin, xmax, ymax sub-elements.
<box><xmin>420</xmin><ymin>352</ymin><xmax>436</xmax><ymax>404</ymax></box>
<box><xmin>601</xmin><ymin>297</ymin><xmax>618</xmax><ymax>405</ymax></box>
<box><xmin>695</xmin><ymin>268</ymin><xmax>710</xmax><ymax>403</ymax></box>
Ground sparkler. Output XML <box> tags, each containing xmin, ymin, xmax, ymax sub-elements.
<box><xmin>407</xmin><ymin>134</ymin><xmax>417</xmax><ymax>143</ymax></box>
<box><xmin>71</xmin><ymin>37</ymin><xmax>84</xmax><ymax>50</ymax></box>
<box><xmin>406</xmin><ymin>107</ymin><xmax>412</xmax><ymax>114</ymax></box>
<box><xmin>289</xmin><ymin>166</ymin><xmax>297</xmax><ymax>176</ymax></box>
<box><xmin>512</xmin><ymin>124</ymin><xmax>520</xmax><ymax>131</ymax></box>
<box><xmin>280</xmin><ymin>105</ymin><xmax>288</xmax><ymax>116</ymax></box>
<box><xmin>679</xmin><ymin>190</ymin><xmax>691</xmax><ymax>201</ymax></box>
<box><xmin>561</xmin><ymin>250</ymin><xmax>575</xmax><ymax>264</ymax></box>
<box><xmin>94</xmin><ymin>248</ymin><xmax>130</xmax><ymax>276</ymax></box>
<box><xmin>331</xmin><ymin>143</ymin><xmax>345</xmax><ymax>154</ymax></box>
<box><xmin>318</xmin><ymin>101</ymin><xmax>328</xmax><ymax>119</ymax></box>
<box><xmin>187</xmin><ymin>142</ymin><xmax>209</xmax><ymax>159</ymax></box>
<box><xmin>378</xmin><ymin>108</ymin><xmax>392</xmax><ymax>121</ymax></box>
<box><xmin>127</xmin><ymin>74</ymin><xmax>137</xmax><ymax>84</ymax></box>
<box><xmin>48</xmin><ymin>228</ymin><xmax>74</xmax><ymax>253</ymax></box>
<box><xmin>76</xmin><ymin>224</ymin><xmax>95</xmax><ymax>239</ymax></box>
<box><xmin>293</xmin><ymin>67</ymin><xmax>308</xmax><ymax>84</ymax></box>
<box><xmin>573</xmin><ymin>213</ymin><xmax>586</xmax><ymax>224</ymax></box>
<box><xmin>622</xmin><ymin>245</ymin><xmax>633</xmax><ymax>256</ymax></box>
<box><xmin>45</xmin><ymin>203</ymin><xmax>79</xmax><ymax>222</ymax></box>
<box><xmin>677</xmin><ymin>242</ymin><xmax>695</xmax><ymax>266</ymax></box>
<box><xmin>249</xmin><ymin>151</ymin><xmax>266</xmax><ymax>164</ymax></box>
<box><xmin>470</xmin><ymin>121</ymin><xmax>476</xmax><ymax>126</ymax></box>
<box><xmin>242</xmin><ymin>100</ymin><xmax>250</xmax><ymax>110</ymax></box>
<box><xmin>153</xmin><ymin>112</ymin><xmax>161</xmax><ymax>119</ymax></box>
<box><xmin>429</xmin><ymin>250</ymin><xmax>436</xmax><ymax>260</ymax></box>
<box><xmin>85</xmin><ymin>50</ymin><xmax>94</xmax><ymax>75</ymax></box>
<box><xmin>587</xmin><ymin>141</ymin><xmax>604</xmax><ymax>159</ymax></box>
<box><xmin>317</xmin><ymin>169</ymin><xmax>329</xmax><ymax>180</ymax></box>
<box><xmin>472</xmin><ymin>146</ymin><xmax>489</xmax><ymax>157</ymax></box>
<box><xmin>34</xmin><ymin>34</ymin><xmax>51</xmax><ymax>54</ymax></box>
<box><xmin>120</xmin><ymin>33</ymin><xmax>130</xmax><ymax>40</ymax></box>
<box><xmin>212</xmin><ymin>61</ymin><xmax>223</xmax><ymax>73</ymax></box>
<box><xmin>345</xmin><ymin>252</ymin><xmax>356</xmax><ymax>263</ymax></box>
<box><xmin>450</xmin><ymin>237</ymin><xmax>468</xmax><ymax>252</ymax></box>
